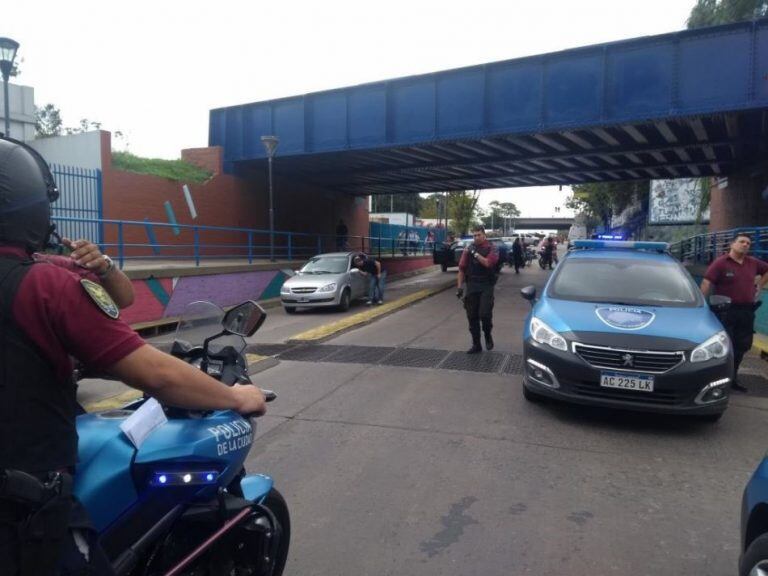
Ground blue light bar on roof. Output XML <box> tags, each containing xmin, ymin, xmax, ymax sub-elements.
<box><xmin>572</xmin><ymin>240</ymin><xmax>669</xmax><ymax>251</ymax></box>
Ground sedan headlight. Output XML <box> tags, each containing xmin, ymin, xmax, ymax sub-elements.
<box><xmin>280</xmin><ymin>284</ymin><xmax>291</xmax><ymax>294</ymax></box>
<box><xmin>318</xmin><ymin>283</ymin><xmax>337</xmax><ymax>293</ymax></box>
<box><xmin>530</xmin><ymin>317</ymin><xmax>567</xmax><ymax>351</ymax></box>
<box><xmin>690</xmin><ymin>331</ymin><xmax>730</xmax><ymax>363</ymax></box>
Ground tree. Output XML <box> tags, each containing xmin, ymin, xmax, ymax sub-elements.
<box><xmin>448</xmin><ymin>190</ymin><xmax>481</xmax><ymax>235</ymax></box>
<box><xmin>34</xmin><ymin>104</ymin><xmax>63</xmax><ymax>138</ymax></box>
<box><xmin>567</xmin><ymin>181</ymin><xmax>648</xmax><ymax>230</ymax></box>
<box><xmin>687</xmin><ymin>0</ymin><xmax>767</xmax><ymax>28</ymax></box>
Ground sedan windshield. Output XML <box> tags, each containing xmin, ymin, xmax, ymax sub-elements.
<box><xmin>548</xmin><ymin>258</ymin><xmax>701</xmax><ymax>307</ymax></box>
<box><xmin>301</xmin><ymin>256</ymin><xmax>348</xmax><ymax>274</ymax></box>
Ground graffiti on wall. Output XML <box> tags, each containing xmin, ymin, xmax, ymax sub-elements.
<box><xmin>121</xmin><ymin>270</ymin><xmax>286</xmax><ymax>326</ymax></box>
<box><xmin>649</xmin><ymin>178</ymin><xmax>710</xmax><ymax>224</ymax></box>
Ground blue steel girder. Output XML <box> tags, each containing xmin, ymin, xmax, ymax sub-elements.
<box><xmin>211</xmin><ymin>18</ymin><xmax>768</xmax><ymax>194</ymax></box>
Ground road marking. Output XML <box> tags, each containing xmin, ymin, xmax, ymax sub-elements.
<box><xmin>288</xmin><ymin>282</ymin><xmax>454</xmax><ymax>343</ymax></box>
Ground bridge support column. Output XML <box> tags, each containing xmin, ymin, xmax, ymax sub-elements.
<box><xmin>709</xmin><ymin>161</ymin><xmax>768</xmax><ymax>232</ymax></box>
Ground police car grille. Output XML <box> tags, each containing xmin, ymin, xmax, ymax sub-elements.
<box><xmin>574</xmin><ymin>344</ymin><xmax>684</xmax><ymax>374</ymax></box>
<box><xmin>571</xmin><ymin>380</ymin><xmax>687</xmax><ymax>405</ymax></box>
<box><xmin>291</xmin><ymin>287</ymin><xmax>317</xmax><ymax>294</ymax></box>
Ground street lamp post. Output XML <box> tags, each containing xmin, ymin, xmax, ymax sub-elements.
<box><xmin>260</xmin><ymin>135</ymin><xmax>279</xmax><ymax>261</ymax></box>
<box><xmin>0</xmin><ymin>38</ymin><xmax>20</xmax><ymax>138</ymax></box>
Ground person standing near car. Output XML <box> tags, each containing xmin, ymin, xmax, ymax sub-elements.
<box><xmin>511</xmin><ymin>237</ymin><xmax>525</xmax><ymax>274</ymax></box>
<box><xmin>354</xmin><ymin>254</ymin><xmax>385</xmax><ymax>305</ymax></box>
<box><xmin>457</xmin><ymin>226</ymin><xmax>499</xmax><ymax>354</ymax></box>
<box><xmin>701</xmin><ymin>233</ymin><xmax>768</xmax><ymax>392</ymax></box>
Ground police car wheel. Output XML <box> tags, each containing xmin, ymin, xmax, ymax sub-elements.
<box><xmin>739</xmin><ymin>532</ymin><xmax>768</xmax><ymax>576</ymax></box>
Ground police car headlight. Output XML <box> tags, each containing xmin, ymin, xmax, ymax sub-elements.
<box><xmin>530</xmin><ymin>317</ymin><xmax>568</xmax><ymax>351</ymax></box>
<box><xmin>690</xmin><ymin>331</ymin><xmax>730</xmax><ymax>363</ymax></box>
<box><xmin>318</xmin><ymin>283</ymin><xmax>337</xmax><ymax>293</ymax></box>
<box><xmin>280</xmin><ymin>284</ymin><xmax>291</xmax><ymax>294</ymax></box>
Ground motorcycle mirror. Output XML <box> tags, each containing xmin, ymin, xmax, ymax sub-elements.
<box><xmin>222</xmin><ymin>301</ymin><xmax>267</xmax><ymax>337</ymax></box>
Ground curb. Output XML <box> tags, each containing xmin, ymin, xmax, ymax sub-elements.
<box><xmin>287</xmin><ymin>279</ymin><xmax>455</xmax><ymax>344</ymax></box>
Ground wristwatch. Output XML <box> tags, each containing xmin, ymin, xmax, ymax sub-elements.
<box><xmin>97</xmin><ymin>255</ymin><xmax>115</xmax><ymax>279</ymax></box>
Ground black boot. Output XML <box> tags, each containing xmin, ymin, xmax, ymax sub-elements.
<box><xmin>467</xmin><ymin>332</ymin><xmax>482</xmax><ymax>354</ymax></box>
<box><xmin>484</xmin><ymin>332</ymin><xmax>494</xmax><ymax>351</ymax></box>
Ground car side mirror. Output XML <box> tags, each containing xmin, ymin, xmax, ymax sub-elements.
<box><xmin>708</xmin><ymin>294</ymin><xmax>731</xmax><ymax>312</ymax></box>
<box><xmin>222</xmin><ymin>301</ymin><xmax>267</xmax><ymax>337</ymax></box>
<box><xmin>520</xmin><ymin>286</ymin><xmax>537</xmax><ymax>303</ymax></box>
<box><xmin>281</xmin><ymin>268</ymin><xmax>297</xmax><ymax>278</ymax></box>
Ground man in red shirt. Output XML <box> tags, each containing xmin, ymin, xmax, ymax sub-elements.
<box><xmin>457</xmin><ymin>226</ymin><xmax>499</xmax><ymax>353</ymax></box>
<box><xmin>0</xmin><ymin>137</ymin><xmax>268</xmax><ymax>575</ymax></box>
<box><xmin>701</xmin><ymin>233</ymin><xmax>768</xmax><ymax>392</ymax></box>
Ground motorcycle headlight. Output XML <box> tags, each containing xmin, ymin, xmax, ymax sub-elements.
<box><xmin>280</xmin><ymin>284</ymin><xmax>291</xmax><ymax>294</ymax></box>
<box><xmin>690</xmin><ymin>331</ymin><xmax>730</xmax><ymax>363</ymax></box>
<box><xmin>318</xmin><ymin>283</ymin><xmax>337</xmax><ymax>293</ymax></box>
<box><xmin>530</xmin><ymin>317</ymin><xmax>567</xmax><ymax>351</ymax></box>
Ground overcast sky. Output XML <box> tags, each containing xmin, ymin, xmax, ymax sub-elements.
<box><xmin>5</xmin><ymin>0</ymin><xmax>694</xmax><ymax>215</ymax></box>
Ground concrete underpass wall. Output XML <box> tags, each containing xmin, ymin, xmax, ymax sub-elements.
<box><xmin>709</xmin><ymin>163</ymin><xmax>768</xmax><ymax>231</ymax></box>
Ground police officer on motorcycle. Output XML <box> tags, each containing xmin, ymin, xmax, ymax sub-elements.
<box><xmin>456</xmin><ymin>226</ymin><xmax>499</xmax><ymax>354</ymax></box>
<box><xmin>0</xmin><ymin>137</ymin><xmax>268</xmax><ymax>575</ymax></box>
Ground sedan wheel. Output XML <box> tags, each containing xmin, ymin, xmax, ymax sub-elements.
<box><xmin>338</xmin><ymin>289</ymin><xmax>351</xmax><ymax>311</ymax></box>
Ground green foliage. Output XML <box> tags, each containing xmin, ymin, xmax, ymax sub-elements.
<box><xmin>112</xmin><ymin>151</ymin><xmax>212</xmax><ymax>183</ymax></box>
<box><xmin>448</xmin><ymin>190</ymin><xmax>481</xmax><ymax>235</ymax></box>
<box><xmin>480</xmin><ymin>200</ymin><xmax>520</xmax><ymax>230</ymax></box>
<box><xmin>34</xmin><ymin>104</ymin><xmax>63</xmax><ymax>138</ymax></box>
<box><xmin>687</xmin><ymin>0</ymin><xmax>767</xmax><ymax>28</ymax></box>
<box><xmin>567</xmin><ymin>181</ymin><xmax>649</xmax><ymax>229</ymax></box>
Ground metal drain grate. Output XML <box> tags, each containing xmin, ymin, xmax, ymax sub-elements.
<box><xmin>438</xmin><ymin>351</ymin><xmax>507</xmax><ymax>373</ymax></box>
<box><xmin>379</xmin><ymin>347</ymin><xmax>451</xmax><ymax>369</ymax></box>
<box><xmin>502</xmin><ymin>354</ymin><xmax>524</xmax><ymax>375</ymax></box>
<box><xmin>249</xmin><ymin>343</ymin><xmax>297</xmax><ymax>357</ymax></box>
<box><xmin>278</xmin><ymin>345</ymin><xmax>345</xmax><ymax>362</ymax></box>
<box><xmin>331</xmin><ymin>346</ymin><xmax>397</xmax><ymax>364</ymax></box>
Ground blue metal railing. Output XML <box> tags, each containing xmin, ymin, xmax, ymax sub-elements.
<box><xmin>670</xmin><ymin>226</ymin><xmax>768</xmax><ymax>264</ymax></box>
<box><xmin>51</xmin><ymin>216</ymin><xmax>441</xmax><ymax>268</ymax></box>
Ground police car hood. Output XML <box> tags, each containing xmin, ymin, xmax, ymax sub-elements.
<box><xmin>535</xmin><ymin>298</ymin><xmax>723</xmax><ymax>347</ymax></box>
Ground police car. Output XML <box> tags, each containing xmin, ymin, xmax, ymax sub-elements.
<box><xmin>520</xmin><ymin>240</ymin><xmax>732</xmax><ymax>421</ymax></box>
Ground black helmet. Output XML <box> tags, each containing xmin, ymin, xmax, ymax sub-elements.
<box><xmin>0</xmin><ymin>137</ymin><xmax>59</xmax><ymax>253</ymax></box>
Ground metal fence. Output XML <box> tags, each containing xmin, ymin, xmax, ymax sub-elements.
<box><xmin>670</xmin><ymin>226</ymin><xmax>768</xmax><ymax>264</ymax></box>
<box><xmin>50</xmin><ymin>216</ymin><xmax>440</xmax><ymax>268</ymax></box>
<box><xmin>50</xmin><ymin>164</ymin><xmax>103</xmax><ymax>244</ymax></box>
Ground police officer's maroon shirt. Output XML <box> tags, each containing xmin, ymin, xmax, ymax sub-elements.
<box><xmin>704</xmin><ymin>253</ymin><xmax>768</xmax><ymax>305</ymax></box>
<box><xmin>458</xmin><ymin>239</ymin><xmax>499</xmax><ymax>272</ymax></box>
<box><xmin>0</xmin><ymin>246</ymin><xmax>145</xmax><ymax>382</ymax></box>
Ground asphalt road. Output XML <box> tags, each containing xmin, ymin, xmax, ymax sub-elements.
<box><xmin>244</xmin><ymin>258</ymin><xmax>768</xmax><ymax>576</ymax></box>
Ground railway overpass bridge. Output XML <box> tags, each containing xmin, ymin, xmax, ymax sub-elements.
<box><xmin>512</xmin><ymin>217</ymin><xmax>575</xmax><ymax>230</ymax></box>
<box><xmin>211</xmin><ymin>18</ymin><xmax>768</xmax><ymax>232</ymax></box>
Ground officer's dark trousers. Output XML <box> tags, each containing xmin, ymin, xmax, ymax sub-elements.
<box><xmin>723</xmin><ymin>304</ymin><xmax>756</xmax><ymax>376</ymax></box>
<box><xmin>464</xmin><ymin>284</ymin><xmax>495</xmax><ymax>343</ymax></box>
<box><xmin>0</xmin><ymin>498</ymin><xmax>113</xmax><ymax>575</ymax></box>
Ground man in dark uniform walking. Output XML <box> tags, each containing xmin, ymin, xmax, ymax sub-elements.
<box><xmin>0</xmin><ymin>137</ymin><xmax>268</xmax><ymax>575</ymax></box>
<box><xmin>457</xmin><ymin>226</ymin><xmax>499</xmax><ymax>354</ymax></box>
<box><xmin>701</xmin><ymin>233</ymin><xmax>768</xmax><ymax>392</ymax></box>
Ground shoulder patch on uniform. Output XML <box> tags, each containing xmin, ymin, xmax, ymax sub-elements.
<box><xmin>81</xmin><ymin>279</ymin><xmax>120</xmax><ymax>319</ymax></box>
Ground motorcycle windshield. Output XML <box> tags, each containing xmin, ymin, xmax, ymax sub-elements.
<box><xmin>174</xmin><ymin>301</ymin><xmax>246</xmax><ymax>355</ymax></box>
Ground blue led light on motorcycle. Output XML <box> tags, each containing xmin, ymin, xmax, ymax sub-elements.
<box><xmin>150</xmin><ymin>471</ymin><xmax>219</xmax><ymax>487</ymax></box>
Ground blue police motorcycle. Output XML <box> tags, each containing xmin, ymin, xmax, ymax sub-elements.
<box><xmin>74</xmin><ymin>300</ymin><xmax>290</xmax><ymax>575</ymax></box>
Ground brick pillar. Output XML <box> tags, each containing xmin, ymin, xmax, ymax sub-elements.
<box><xmin>709</xmin><ymin>163</ymin><xmax>768</xmax><ymax>232</ymax></box>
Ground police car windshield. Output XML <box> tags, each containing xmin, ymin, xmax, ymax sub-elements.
<box><xmin>548</xmin><ymin>258</ymin><xmax>700</xmax><ymax>307</ymax></box>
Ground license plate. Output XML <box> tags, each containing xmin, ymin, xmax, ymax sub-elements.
<box><xmin>600</xmin><ymin>371</ymin><xmax>654</xmax><ymax>392</ymax></box>
<box><xmin>297</xmin><ymin>298</ymin><xmax>310</xmax><ymax>303</ymax></box>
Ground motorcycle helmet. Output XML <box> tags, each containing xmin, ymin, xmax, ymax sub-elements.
<box><xmin>0</xmin><ymin>137</ymin><xmax>59</xmax><ymax>253</ymax></box>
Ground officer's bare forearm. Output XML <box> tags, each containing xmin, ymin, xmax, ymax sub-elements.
<box><xmin>457</xmin><ymin>270</ymin><xmax>465</xmax><ymax>288</ymax></box>
<box><xmin>110</xmin><ymin>345</ymin><xmax>252</xmax><ymax>412</ymax></box>
<box><xmin>101</xmin><ymin>268</ymin><xmax>135</xmax><ymax>308</ymax></box>
<box><xmin>759</xmin><ymin>273</ymin><xmax>768</xmax><ymax>292</ymax></box>
<box><xmin>700</xmin><ymin>279</ymin><xmax>712</xmax><ymax>297</ymax></box>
